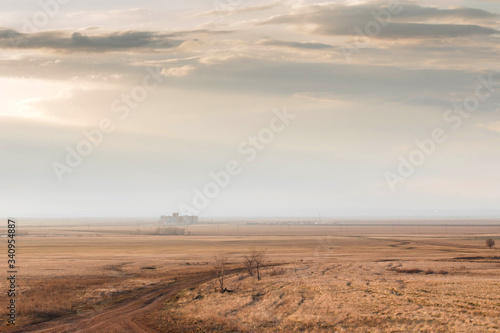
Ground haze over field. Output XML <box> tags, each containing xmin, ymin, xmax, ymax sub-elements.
<box><xmin>1</xmin><ymin>0</ymin><xmax>500</xmax><ymax>217</ymax></box>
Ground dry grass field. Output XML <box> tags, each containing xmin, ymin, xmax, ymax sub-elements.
<box><xmin>0</xmin><ymin>220</ymin><xmax>499</xmax><ymax>332</ymax></box>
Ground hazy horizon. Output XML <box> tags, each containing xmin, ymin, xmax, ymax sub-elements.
<box><xmin>6</xmin><ymin>209</ymin><xmax>500</xmax><ymax>219</ymax></box>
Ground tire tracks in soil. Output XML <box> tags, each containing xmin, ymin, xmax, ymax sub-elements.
<box><xmin>14</xmin><ymin>268</ymin><xmax>245</xmax><ymax>333</ymax></box>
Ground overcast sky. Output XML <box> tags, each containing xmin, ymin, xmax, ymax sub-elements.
<box><xmin>1</xmin><ymin>0</ymin><xmax>500</xmax><ymax>218</ymax></box>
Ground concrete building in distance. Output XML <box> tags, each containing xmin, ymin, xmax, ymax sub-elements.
<box><xmin>160</xmin><ymin>213</ymin><xmax>198</xmax><ymax>225</ymax></box>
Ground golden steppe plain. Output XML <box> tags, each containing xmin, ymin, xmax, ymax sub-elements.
<box><xmin>0</xmin><ymin>219</ymin><xmax>499</xmax><ymax>332</ymax></box>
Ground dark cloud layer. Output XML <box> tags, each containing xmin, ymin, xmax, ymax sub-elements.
<box><xmin>258</xmin><ymin>38</ymin><xmax>333</xmax><ymax>50</ymax></box>
<box><xmin>390</xmin><ymin>3</ymin><xmax>497</xmax><ymax>21</ymax></box>
<box><xmin>262</xmin><ymin>2</ymin><xmax>499</xmax><ymax>38</ymax></box>
<box><xmin>168</xmin><ymin>56</ymin><xmax>490</xmax><ymax>103</ymax></box>
<box><xmin>0</xmin><ymin>29</ymin><xmax>185</xmax><ymax>52</ymax></box>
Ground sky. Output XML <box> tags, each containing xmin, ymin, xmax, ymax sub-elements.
<box><xmin>1</xmin><ymin>0</ymin><xmax>500</xmax><ymax>218</ymax></box>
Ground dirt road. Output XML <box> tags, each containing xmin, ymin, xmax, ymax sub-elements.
<box><xmin>14</xmin><ymin>270</ymin><xmax>234</xmax><ymax>333</ymax></box>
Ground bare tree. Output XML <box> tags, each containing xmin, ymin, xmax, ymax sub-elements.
<box><xmin>250</xmin><ymin>248</ymin><xmax>267</xmax><ymax>281</ymax></box>
<box><xmin>243</xmin><ymin>254</ymin><xmax>255</xmax><ymax>277</ymax></box>
<box><xmin>213</xmin><ymin>252</ymin><xmax>229</xmax><ymax>293</ymax></box>
<box><xmin>486</xmin><ymin>238</ymin><xmax>495</xmax><ymax>249</ymax></box>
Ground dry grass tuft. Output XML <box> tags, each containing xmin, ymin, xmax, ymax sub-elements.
<box><xmin>268</xmin><ymin>266</ymin><xmax>286</xmax><ymax>276</ymax></box>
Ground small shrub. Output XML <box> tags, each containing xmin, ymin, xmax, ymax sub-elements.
<box><xmin>387</xmin><ymin>267</ymin><xmax>423</xmax><ymax>274</ymax></box>
<box><xmin>486</xmin><ymin>238</ymin><xmax>495</xmax><ymax>249</ymax></box>
<box><xmin>269</xmin><ymin>266</ymin><xmax>286</xmax><ymax>276</ymax></box>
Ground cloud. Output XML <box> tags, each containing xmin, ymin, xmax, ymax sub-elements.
<box><xmin>257</xmin><ymin>38</ymin><xmax>334</xmax><ymax>50</ymax></box>
<box><xmin>0</xmin><ymin>29</ymin><xmax>185</xmax><ymax>52</ymax></box>
<box><xmin>164</xmin><ymin>29</ymin><xmax>234</xmax><ymax>38</ymax></box>
<box><xmin>389</xmin><ymin>3</ymin><xmax>498</xmax><ymax>21</ymax></box>
<box><xmin>190</xmin><ymin>1</ymin><xmax>281</xmax><ymax>18</ymax></box>
<box><xmin>373</xmin><ymin>23</ymin><xmax>498</xmax><ymax>38</ymax></box>
<box><xmin>161</xmin><ymin>65</ymin><xmax>196</xmax><ymax>77</ymax></box>
<box><xmin>0</xmin><ymin>29</ymin><xmax>23</xmax><ymax>39</ymax></box>
<box><xmin>163</xmin><ymin>56</ymin><xmax>482</xmax><ymax>106</ymax></box>
<box><xmin>261</xmin><ymin>2</ymin><xmax>499</xmax><ymax>38</ymax></box>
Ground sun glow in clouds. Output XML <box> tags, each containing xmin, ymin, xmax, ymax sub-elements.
<box><xmin>1</xmin><ymin>0</ymin><xmax>500</xmax><ymax>217</ymax></box>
